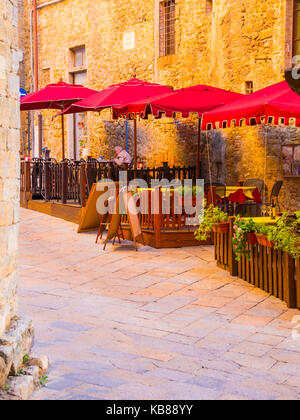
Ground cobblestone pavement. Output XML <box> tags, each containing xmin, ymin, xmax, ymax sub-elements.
<box><xmin>19</xmin><ymin>209</ymin><xmax>300</xmax><ymax>400</ymax></box>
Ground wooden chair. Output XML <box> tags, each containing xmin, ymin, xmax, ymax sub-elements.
<box><xmin>244</xmin><ymin>178</ymin><xmax>268</xmax><ymax>201</ymax></box>
<box><xmin>269</xmin><ymin>181</ymin><xmax>283</xmax><ymax>213</ymax></box>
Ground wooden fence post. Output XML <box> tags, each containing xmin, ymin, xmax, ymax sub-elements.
<box><xmin>80</xmin><ymin>161</ymin><xmax>87</xmax><ymax>208</ymax></box>
<box><xmin>44</xmin><ymin>161</ymin><xmax>51</xmax><ymax>202</ymax></box>
<box><xmin>296</xmin><ymin>258</ymin><xmax>300</xmax><ymax>309</ymax></box>
<box><xmin>154</xmin><ymin>187</ymin><xmax>162</xmax><ymax>249</ymax></box>
<box><xmin>24</xmin><ymin>161</ymin><xmax>31</xmax><ymax>193</ymax></box>
<box><xmin>61</xmin><ymin>161</ymin><xmax>68</xmax><ymax>204</ymax></box>
<box><xmin>283</xmin><ymin>252</ymin><xmax>297</xmax><ymax>309</ymax></box>
<box><xmin>228</xmin><ymin>217</ymin><xmax>238</xmax><ymax>277</ymax></box>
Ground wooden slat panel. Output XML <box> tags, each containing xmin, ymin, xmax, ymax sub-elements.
<box><xmin>238</xmin><ymin>259</ymin><xmax>242</xmax><ymax>278</ymax></box>
<box><xmin>254</xmin><ymin>245</ymin><xmax>259</xmax><ymax>288</ymax></box>
<box><xmin>278</xmin><ymin>250</ymin><xmax>283</xmax><ymax>301</ymax></box>
<box><xmin>216</xmin><ymin>233</ymin><xmax>220</xmax><ymax>263</ymax></box>
<box><xmin>214</xmin><ymin>232</ymin><xmax>217</xmax><ymax>260</ymax></box>
<box><xmin>246</xmin><ymin>254</ymin><xmax>250</xmax><ymax>283</ymax></box>
<box><xmin>220</xmin><ymin>234</ymin><xmax>224</xmax><ymax>265</ymax></box>
<box><xmin>273</xmin><ymin>249</ymin><xmax>278</xmax><ymax>298</ymax></box>
<box><xmin>224</xmin><ymin>232</ymin><xmax>228</xmax><ymax>267</ymax></box>
<box><xmin>250</xmin><ymin>245</ymin><xmax>255</xmax><ymax>286</ymax></box>
<box><xmin>242</xmin><ymin>255</ymin><xmax>246</xmax><ymax>281</ymax></box>
<box><xmin>296</xmin><ymin>258</ymin><xmax>300</xmax><ymax>309</ymax></box>
<box><xmin>258</xmin><ymin>245</ymin><xmax>263</xmax><ymax>289</ymax></box>
<box><xmin>268</xmin><ymin>248</ymin><xmax>273</xmax><ymax>296</ymax></box>
<box><xmin>283</xmin><ymin>253</ymin><xmax>297</xmax><ymax>308</ymax></box>
<box><xmin>263</xmin><ymin>246</ymin><xmax>268</xmax><ymax>292</ymax></box>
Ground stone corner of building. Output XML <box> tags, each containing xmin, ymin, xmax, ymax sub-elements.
<box><xmin>0</xmin><ymin>317</ymin><xmax>49</xmax><ymax>400</ymax></box>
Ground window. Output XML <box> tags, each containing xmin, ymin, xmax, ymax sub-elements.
<box><xmin>71</xmin><ymin>46</ymin><xmax>86</xmax><ymax>68</ymax></box>
<box><xmin>206</xmin><ymin>0</ymin><xmax>213</xmax><ymax>13</ymax></box>
<box><xmin>245</xmin><ymin>81</ymin><xmax>254</xmax><ymax>95</ymax></box>
<box><xmin>159</xmin><ymin>0</ymin><xmax>175</xmax><ymax>57</ymax></box>
<box><xmin>294</xmin><ymin>1</ymin><xmax>300</xmax><ymax>56</ymax></box>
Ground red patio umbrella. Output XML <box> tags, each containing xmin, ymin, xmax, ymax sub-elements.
<box><xmin>60</xmin><ymin>79</ymin><xmax>172</xmax><ymax>114</ymax></box>
<box><xmin>200</xmin><ymin>81</ymin><xmax>300</xmax><ymax>205</ymax></box>
<box><xmin>201</xmin><ymin>81</ymin><xmax>298</xmax><ymax>129</ymax></box>
<box><xmin>60</xmin><ymin>79</ymin><xmax>173</xmax><ymax>169</ymax></box>
<box><xmin>20</xmin><ymin>82</ymin><xmax>98</xmax><ymax>159</ymax></box>
<box><xmin>113</xmin><ymin>85</ymin><xmax>244</xmax><ymax>178</ymax></box>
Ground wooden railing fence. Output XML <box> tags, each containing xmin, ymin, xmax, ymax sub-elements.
<box><xmin>214</xmin><ymin>217</ymin><xmax>300</xmax><ymax>309</ymax></box>
<box><xmin>21</xmin><ymin>159</ymin><xmax>197</xmax><ymax>208</ymax></box>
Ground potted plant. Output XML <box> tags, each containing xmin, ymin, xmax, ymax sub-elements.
<box><xmin>255</xmin><ymin>224</ymin><xmax>276</xmax><ymax>248</ymax></box>
<box><xmin>195</xmin><ymin>204</ymin><xmax>229</xmax><ymax>242</ymax></box>
<box><xmin>232</xmin><ymin>217</ymin><xmax>257</xmax><ymax>262</ymax></box>
<box><xmin>269</xmin><ymin>213</ymin><xmax>300</xmax><ymax>259</ymax></box>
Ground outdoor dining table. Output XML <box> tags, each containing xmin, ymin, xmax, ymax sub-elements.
<box><xmin>243</xmin><ymin>217</ymin><xmax>280</xmax><ymax>225</ymax></box>
<box><xmin>216</xmin><ymin>186</ymin><xmax>262</xmax><ymax>204</ymax></box>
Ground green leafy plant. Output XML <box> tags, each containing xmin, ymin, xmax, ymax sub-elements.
<box><xmin>40</xmin><ymin>376</ymin><xmax>49</xmax><ymax>387</ymax></box>
<box><xmin>195</xmin><ymin>204</ymin><xmax>228</xmax><ymax>242</ymax></box>
<box><xmin>232</xmin><ymin>217</ymin><xmax>257</xmax><ymax>262</ymax></box>
<box><xmin>269</xmin><ymin>213</ymin><xmax>300</xmax><ymax>259</ymax></box>
<box><xmin>23</xmin><ymin>354</ymin><xmax>29</xmax><ymax>366</ymax></box>
<box><xmin>255</xmin><ymin>223</ymin><xmax>274</xmax><ymax>236</ymax></box>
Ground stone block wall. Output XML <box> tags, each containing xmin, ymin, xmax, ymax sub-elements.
<box><xmin>0</xmin><ymin>0</ymin><xmax>20</xmax><ymax>336</ymax></box>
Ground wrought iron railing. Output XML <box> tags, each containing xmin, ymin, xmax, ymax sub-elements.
<box><xmin>21</xmin><ymin>159</ymin><xmax>197</xmax><ymax>207</ymax></box>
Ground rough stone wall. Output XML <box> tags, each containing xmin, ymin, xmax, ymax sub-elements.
<box><xmin>20</xmin><ymin>0</ymin><xmax>299</xmax><ymax>211</ymax></box>
<box><xmin>0</xmin><ymin>0</ymin><xmax>20</xmax><ymax>336</ymax></box>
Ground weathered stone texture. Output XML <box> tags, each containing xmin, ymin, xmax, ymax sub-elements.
<box><xmin>0</xmin><ymin>0</ymin><xmax>20</xmax><ymax>337</ymax></box>
<box><xmin>20</xmin><ymin>0</ymin><xmax>299</xmax><ymax>211</ymax></box>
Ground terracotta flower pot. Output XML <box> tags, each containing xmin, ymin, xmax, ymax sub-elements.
<box><xmin>216</xmin><ymin>222</ymin><xmax>229</xmax><ymax>234</ymax></box>
<box><xmin>256</xmin><ymin>234</ymin><xmax>274</xmax><ymax>248</ymax></box>
<box><xmin>247</xmin><ymin>233</ymin><xmax>258</xmax><ymax>245</ymax></box>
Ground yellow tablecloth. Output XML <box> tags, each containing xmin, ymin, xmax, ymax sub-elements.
<box><xmin>243</xmin><ymin>217</ymin><xmax>280</xmax><ymax>225</ymax></box>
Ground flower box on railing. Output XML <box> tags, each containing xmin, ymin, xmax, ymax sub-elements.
<box><xmin>212</xmin><ymin>222</ymin><xmax>229</xmax><ymax>234</ymax></box>
<box><xmin>247</xmin><ymin>232</ymin><xmax>258</xmax><ymax>245</ymax></box>
<box><xmin>256</xmin><ymin>234</ymin><xmax>275</xmax><ymax>248</ymax></box>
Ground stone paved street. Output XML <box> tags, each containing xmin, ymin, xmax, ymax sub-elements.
<box><xmin>19</xmin><ymin>209</ymin><xmax>300</xmax><ymax>400</ymax></box>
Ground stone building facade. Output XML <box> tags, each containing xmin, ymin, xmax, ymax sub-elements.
<box><xmin>0</xmin><ymin>0</ymin><xmax>47</xmax><ymax>399</ymax></box>
<box><xmin>0</xmin><ymin>0</ymin><xmax>20</xmax><ymax>340</ymax></box>
<box><xmin>20</xmin><ymin>0</ymin><xmax>300</xmax><ymax>211</ymax></box>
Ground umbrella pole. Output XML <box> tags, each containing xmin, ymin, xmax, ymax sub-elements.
<box><xmin>134</xmin><ymin>118</ymin><xmax>137</xmax><ymax>170</ymax></box>
<box><xmin>61</xmin><ymin>114</ymin><xmax>65</xmax><ymax>160</ymax></box>
<box><xmin>197</xmin><ymin>118</ymin><xmax>201</xmax><ymax>179</ymax></box>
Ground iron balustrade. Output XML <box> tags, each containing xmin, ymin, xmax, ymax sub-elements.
<box><xmin>21</xmin><ymin>158</ymin><xmax>197</xmax><ymax>207</ymax></box>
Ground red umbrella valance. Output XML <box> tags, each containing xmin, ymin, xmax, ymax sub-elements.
<box><xmin>59</xmin><ymin>79</ymin><xmax>173</xmax><ymax>115</ymax></box>
<box><xmin>201</xmin><ymin>81</ymin><xmax>300</xmax><ymax>130</ymax></box>
<box><xmin>113</xmin><ymin>85</ymin><xmax>244</xmax><ymax>120</ymax></box>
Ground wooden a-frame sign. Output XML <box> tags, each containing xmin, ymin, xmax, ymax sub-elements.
<box><xmin>103</xmin><ymin>190</ymin><xmax>145</xmax><ymax>251</ymax></box>
<box><xmin>123</xmin><ymin>191</ymin><xmax>145</xmax><ymax>251</ymax></box>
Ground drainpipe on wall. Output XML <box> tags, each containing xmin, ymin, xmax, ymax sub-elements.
<box><xmin>33</xmin><ymin>0</ymin><xmax>43</xmax><ymax>156</ymax></box>
<box><xmin>33</xmin><ymin>0</ymin><xmax>38</xmax><ymax>91</ymax></box>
